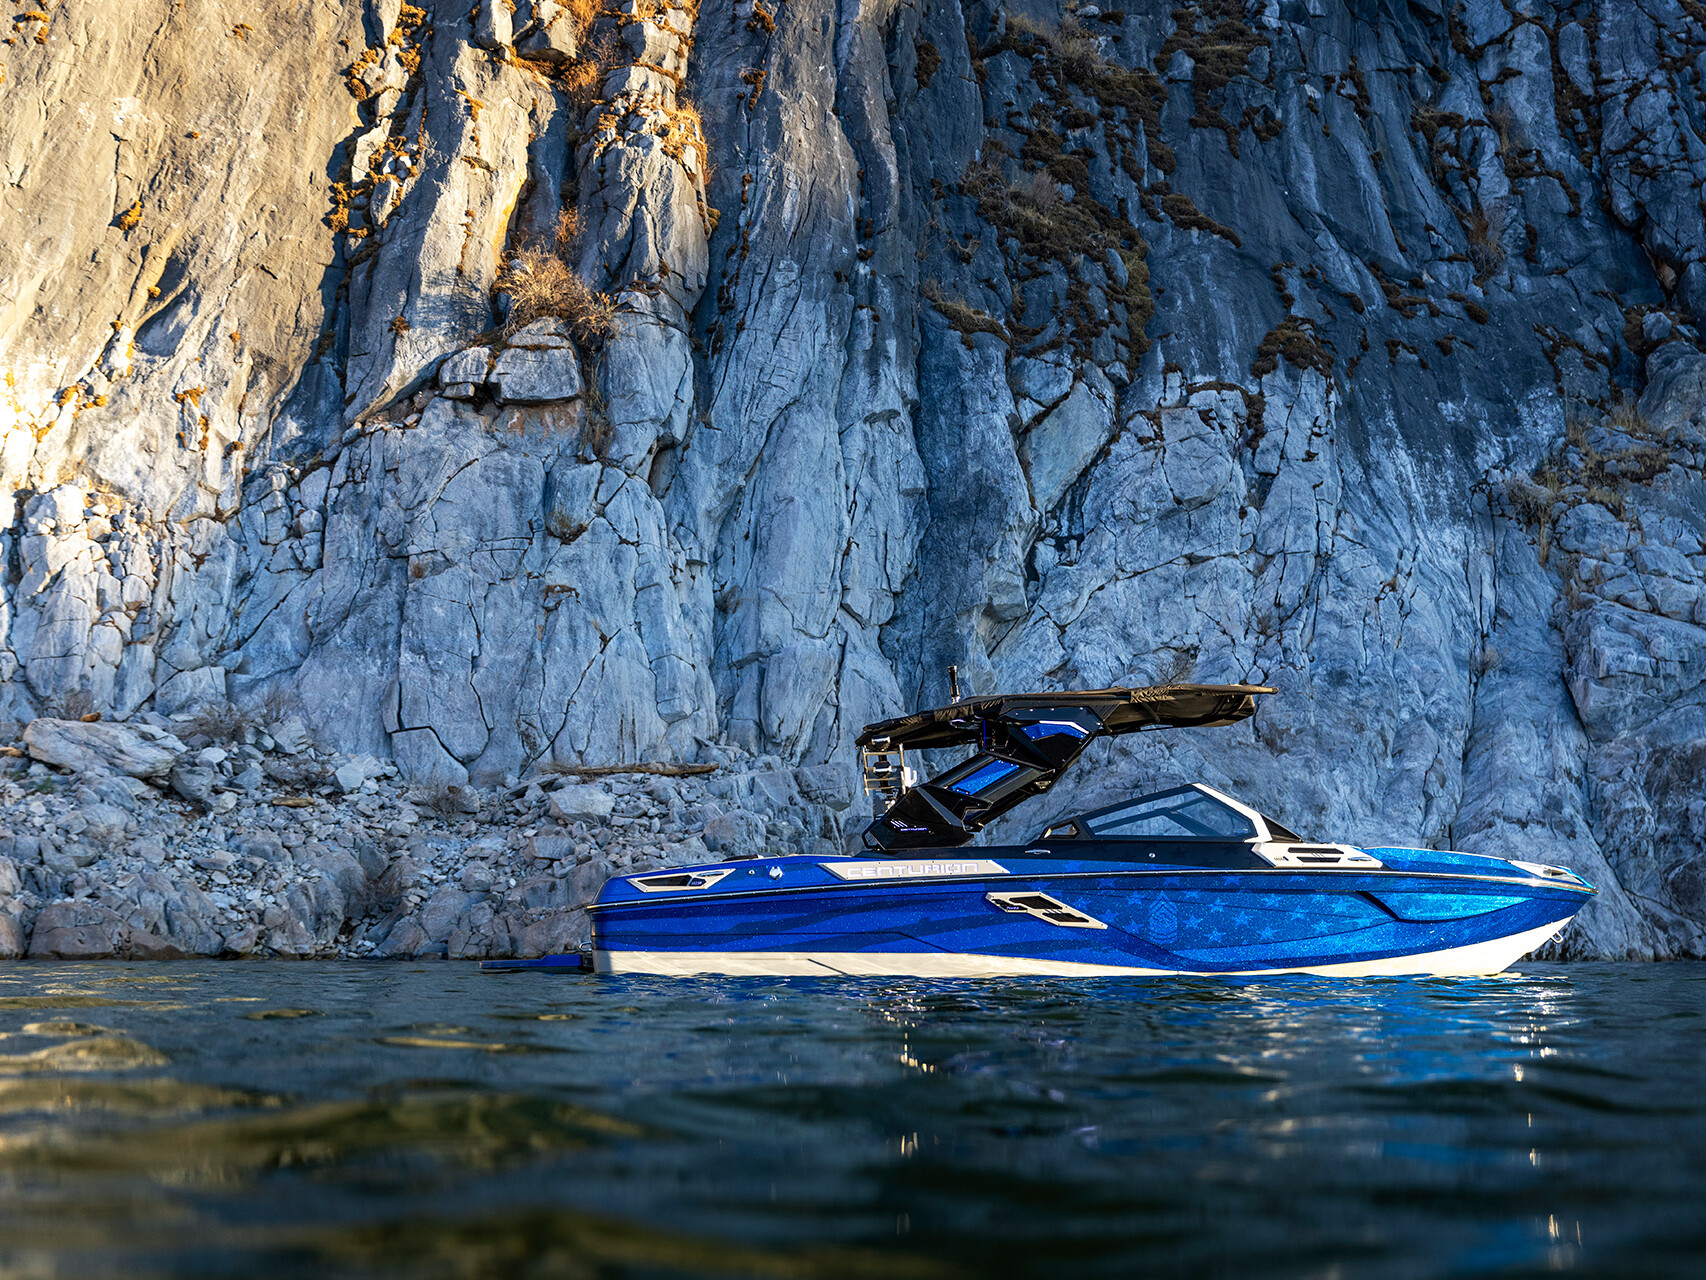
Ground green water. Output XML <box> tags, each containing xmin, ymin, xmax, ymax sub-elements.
<box><xmin>0</xmin><ymin>961</ymin><xmax>1700</xmax><ymax>1278</ymax></box>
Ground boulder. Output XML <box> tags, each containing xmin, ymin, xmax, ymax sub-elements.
<box><xmin>0</xmin><ymin>836</ymin><xmax>47</xmax><ymax>864</ymax></box>
<box><xmin>420</xmin><ymin>886</ymin><xmax>476</xmax><ymax>942</ymax></box>
<box><xmin>169</xmin><ymin>764</ymin><xmax>217</xmax><ymax>806</ymax></box>
<box><xmin>506</xmin><ymin>318</ymin><xmax>574</xmax><ymax>348</ymax></box>
<box><xmin>702</xmin><ymin>809</ymin><xmax>761</xmax><ymax>854</ymax></box>
<box><xmin>569</xmin><ymin>856</ymin><xmax>613</xmax><ymax>905</ymax></box>
<box><xmin>28</xmin><ymin>901</ymin><xmax>126</xmax><ymax>959</ymax></box>
<box><xmin>472</xmin><ymin>0</ymin><xmax>511</xmax><ymax>50</ymax></box>
<box><xmin>516</xmin><ymin>0</ymin><xmax>576</xmax><ymax>62</ymax></box>
<box><xmin>22</xmin><ymin>718</ymin><xmax>184</xmax><ymax>779</ymax></box>
<box><xmin>268</xmin><ymin>716</ymin><xmax>311</xmax><ymax>754</ymax></box>
<box><xmin>794</xmin><ymin>764</ymin><xmax>852</xmax><ymax>811</ymax></box>
<box><xmin>164</xmin><ymin>882</ymin><xmax>226</xmax><ymax>954</ymax></box>
<box><xmin>438</xmin><ymin>345</ymin><xmax>492</xmax><ymax>387</ymax></box>
<box><xmin>0</xmin><ymin>914</ymin><xmax>25</xmax><ymax>959</ymax></box>
<box><xmin>546</xmin><ymin>783</ymin><xmax>613</xmax><ymax>823</ymax></box>
<box><xmin>510</xmin><ymin>874</ymin><xmax>573</xmax><ymax>911</ymax></box>
<box><xmin>375</xmin><ymin>917</ymin><xmax>430</xmax><ymax>958</ymax></box>
<box><xmin>374</xmin><ymin>856</ymin><xmax>421</xmax><ymax>912</ymax></box>
<box><xmin>130</xmin><ymin>836</ymin><xmax>167</xmax><ymax>865</ymax></box>
<box><xmin>78</xmin><ymin>802</ymin><xmax>132</xmax><ymax>844</ymax></box>
<box><xmin>238</xmin><ymin>833</ymin><xmax>289</xmax><ymax>863</ymax></box>
<box><xmin>527</xmin><ymin>834</ymin><xmax>577</xmax><ymax>863</ymax></box>
<box><xmin>301</xmin><ymin>844</ymin><xmax>372</xmax><ymax>913</ymax></box>
<box><xmin>492</xmin><ymin>345</ymin><xmax>583</xmax><ymax>403</ymax></box>
<box><xmin>515</xmin><ymin>910</ymin><xmax>589</xmax><ymax>957</ymax></box>
<box><xmin>126</xmin><ymin>930</ymin><xmax>187</xmax><ymax>960</ymax></box>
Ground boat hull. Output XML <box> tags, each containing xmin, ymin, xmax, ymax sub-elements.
<box><xmin>588</xmin><ymin>857</ymin><xmax>1591</xmax><ymax>979</ymax></box>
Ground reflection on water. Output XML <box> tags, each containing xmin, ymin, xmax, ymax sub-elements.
<box><xmin>0</xmin><ymin>963</ymin><xmax>1698</xmax><ymax>1278</ymax></box>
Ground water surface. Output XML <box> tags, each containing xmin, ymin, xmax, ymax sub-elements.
<box><xmin>0</xmin><ymin>962</ymin><xmax>1699</xmax><ymax>1278</ymax></box>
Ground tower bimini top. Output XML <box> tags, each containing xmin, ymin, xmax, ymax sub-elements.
<box><xmin>856</xmin><ymin>683</ymin><xmax>1274</xmax><ymax>851</ymax></box>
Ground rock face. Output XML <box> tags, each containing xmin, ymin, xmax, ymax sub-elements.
<box><xmin>2</xmin><ymin>0</ymin><xmax>1706</xmax><ymax>958</ymax></box>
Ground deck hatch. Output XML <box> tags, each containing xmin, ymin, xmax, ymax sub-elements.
<box><xmin>985</xmin><ymin>891</ymin><xmax>1108</xmax><ymax>929</ymax></box>
<box><xmin>1258</xmin><ymin>844</ymin><xmax>1384</xmax><ymax>869</ymax></box>
<box><xmin>628</xmin><ymin>868</ymin><xmax>737</xmax><ymax>893</ymax></box>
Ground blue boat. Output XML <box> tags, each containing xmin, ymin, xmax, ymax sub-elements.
<box><xmin>489</xmin><ymin>684</ymin><xmax>1594</xmax><ymax>977</ymax></box>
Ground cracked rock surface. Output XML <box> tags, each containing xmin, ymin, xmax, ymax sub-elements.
<box><xmin>3</xmin><ymin>0</ymin><xmax>1706</xmax><ymax>957</ymax></box>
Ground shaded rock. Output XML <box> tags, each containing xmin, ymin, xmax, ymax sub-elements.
<box><xmin>514</xmin><ymin>909</ymin><xmax>587</xmax><ymax>957</ymax></box>
<box><xmin>126</xmin><ymin>930</ymin><xmax>187</xmax><ymax>960</ymax></box>
<box><xmin>374</xmin><ymin>856</ymin><xmax>422</xmax><ymax>912</ymax></box>
<box><xmin>301</xmin><ymin>844</ymin><xmax>372</xmax><ymax>913</ymax></box>
<box><xmin>510</xmin><ymin>874</ymin><xmax>572</xmax><ymax>911</ymax></box>
<box><xmin>420</xmin><ymin>886</ymin><xmax>476</xmax><ymax>942</ymax></box>
<box><xmin>375</xmin><ymin>917</ymin><xmax>430</xmax><ymax>958</ymax></box>
<box><xmin>794</xmin><ymin>764</ymin><xmax>852</xmax><ymax>811</ymax></box>
<box><xmin>569</xmin><ymin>856</ymin><xmax>613</xmax><ymax>905</ymax></box>
<box><xmin>447</xmin><ymin>900</ymin><xmax>497</xmax><ymax>958</ymax></box>
<box><xmin>269</xmin><ymin>717</ymin><xmax>311</xmax><ymax>755</ymax></box>
<box><xmin>130</xmin><ymin>836</ymin><xmax>167</xmax><ymax>866</ymax></box>
<box><xmin>702</xmin><ymin>810</ymin><xmax>761</xmax><ymax>854</ymax></box>
<box><xmin>516</xmin><ymin>0</ymin><xmax>575</xmax><ymax>62</ymax></box>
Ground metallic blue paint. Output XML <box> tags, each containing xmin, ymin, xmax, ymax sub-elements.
<box><xmin>584</xmin><ymin>847</ymin><xmax>1593</xmax><ymax>974</ymax></box>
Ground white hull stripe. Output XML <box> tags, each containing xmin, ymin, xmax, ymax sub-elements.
<box><xmin>592</xmin><ymin>918</ymin><xmax>1572</xmax><ymax>979</ymax></box>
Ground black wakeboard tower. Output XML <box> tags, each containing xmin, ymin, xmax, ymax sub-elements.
<box><xmin>856</xmin><ymin>683</ymin><xmax>1275</xmax><ymax>851</ymax></box>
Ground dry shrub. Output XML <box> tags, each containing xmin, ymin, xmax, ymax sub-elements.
<box><xmin>550</xmin><ymin>207</ymin><xmax>582</xmax><ymax>252</ymax></box>
<box><xmin>416</xmin><ymin>781</ymin><xmax>481</xmax><ymax>816</ymax></box>
<box><xmin>496</xmin><ymin>209</ymin><xmax>618</xmax><ymax>346</ymax></box>
<box><xmin>1465</xmin><ymin>200</ymin><xmax>1507</xmax><ymax>279</ymax></box>
<box><xmin>659</xmin><ymin>96</ymin><xmax>708</xmax><ymax>175</ymax></box>
<box><xmin>921</xmin><ymin>279</ymin><xmax>1010</xmax><ymax>349</ymax></box>
<box><xmin>1014</xmin><ymin>170</ymin><xmax>1063</xmax><ymax>212</ymax></box>
<box><xmin>1605</xmin><ymin>398</ymin><xmax>1656</xmax><ymax>439</ymax></box>
<box><xmin>564</xmin><ymin>0</ymin><xmax>601</xmax><ymax>39</ymax></box>
<box><xmin>45</xmin><ymin>689</ymin><xmax>98</xmax><ymax>721</ymax></box>
<box><xmin>1053</xmin><ymin>16</ymin><xmax>1100</xmax><ymax>76</ymax></box>
<box><xmin>178</xmin><ymin>701</ymin><xmax>256</xmax><ymax>743</ymax></box>
<box><xmin>1007</xmin><ymin>13</ymin><xmax>1098</xmax><ymax>73</ymax></box>
<box><xmin>563</xmin><ymin>23</ymin><xmax>619</xmax><ymax>114</ymax></box>
<box><xmin>1486</xmin><ymin>103</ymin><xmax>1529</xmax><ymax>154</ymax></box>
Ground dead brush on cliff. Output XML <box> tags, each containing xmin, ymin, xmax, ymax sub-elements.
<box><xmin>495</xmin><ymin>210</ymin><xmax>618</xmax><ymax>347</ymax></box>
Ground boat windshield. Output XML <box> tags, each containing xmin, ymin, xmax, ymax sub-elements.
<box><xmin>1082</xmin><ymin>786</ymin><xmax>1258</xmax><ymax>840</ymax></box>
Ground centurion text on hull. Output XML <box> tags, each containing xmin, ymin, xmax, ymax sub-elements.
<box><xmin>485</xmin><ymin>684</ymin><xmax>1595</xmax><ymax>977</ymax></box>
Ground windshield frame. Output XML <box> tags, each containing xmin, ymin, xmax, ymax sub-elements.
<box><xmin>1038</xmin><ymin>783</ymin><xmax>1297</xmax><ymax>844</ymax></box>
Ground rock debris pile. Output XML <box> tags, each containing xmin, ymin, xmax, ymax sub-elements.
<box><xmin>0</xmin><ymin>716</ymin><xmax>854</xmax><ymax>960</ymax></box>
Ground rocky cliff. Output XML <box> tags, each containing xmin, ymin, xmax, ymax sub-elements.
<box><xmin>2</xmin><ymin>0</ymin><xmax>1704</xmax><ymax>958</ymax></box>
